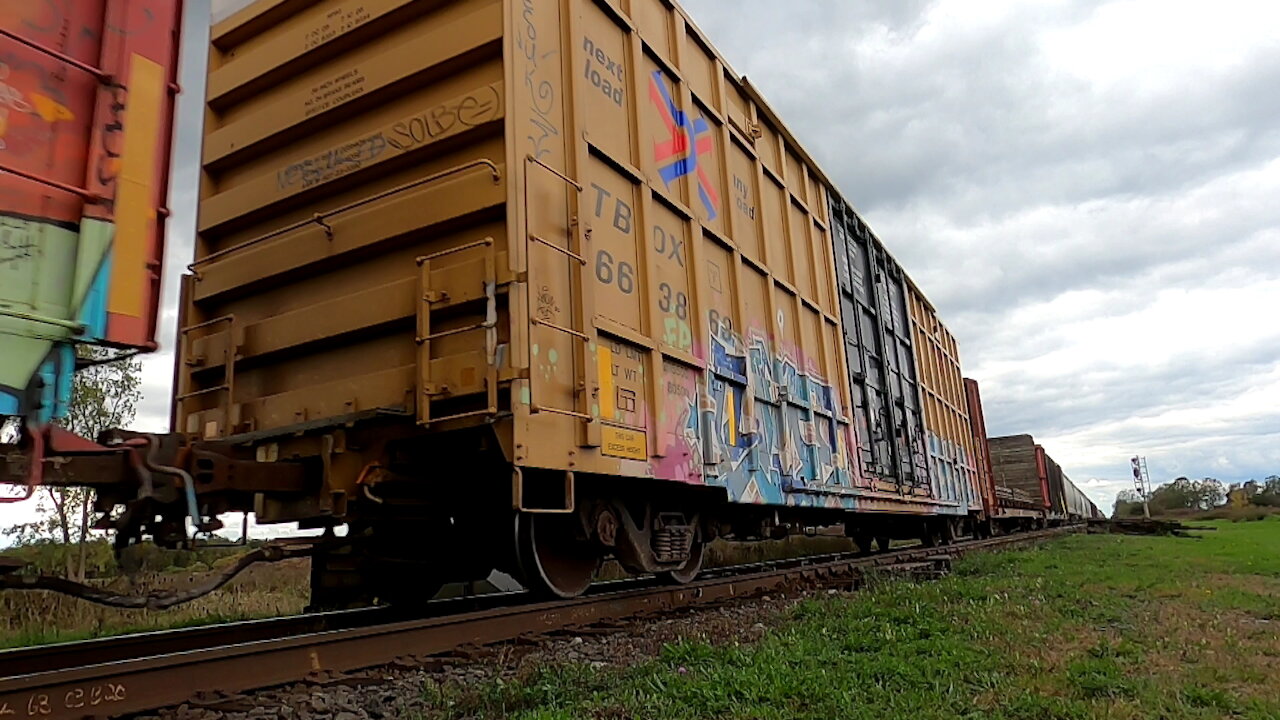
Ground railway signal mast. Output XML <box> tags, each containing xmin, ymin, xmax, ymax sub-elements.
<box><xmin>1131</xmin><ymin>456</ymin><xmax>1152</xmax><ymax>519</ymax></box>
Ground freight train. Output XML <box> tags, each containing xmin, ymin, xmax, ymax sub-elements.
<box><xmin>0</xmin><ymin>0</ymin><xmax>1100</xmax><ymax>607</ymax></box>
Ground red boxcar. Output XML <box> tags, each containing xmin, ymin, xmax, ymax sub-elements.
<box><xmin>0</xmin><ymin>1</ymin><xmax>181</xmax><ymax>422</ymax></box>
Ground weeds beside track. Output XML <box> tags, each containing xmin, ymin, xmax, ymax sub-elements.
<box><xmin>425</xmin><ymin>517</ymin><xmax>1280</xmax><ymax>720</ymax></box>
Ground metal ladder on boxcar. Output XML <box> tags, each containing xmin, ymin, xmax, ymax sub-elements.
<box><xmin>520</xmin><ymin>154</ymin><xmax>599</xmax><ymax>445</ymax></box>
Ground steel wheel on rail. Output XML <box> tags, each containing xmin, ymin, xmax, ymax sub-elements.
<box><xmin>515</xmin><ymin>512</ymin><xmax>600</xmax><ymax>599</ymax></box>
<box><xmin>659</xmin><ymin>534</ymin><xmax>706</xmax><ymax>585</ymax></box>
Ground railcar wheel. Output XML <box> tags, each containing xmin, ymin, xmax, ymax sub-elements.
<box><xmin>874</xmin><ymin>535</ymin><xmax>891</xmax><ymax>552</ymax></box>
<box><xmin>515</xmin><ymin>512</ymin><xmax>600</xmax><ymax>599</ymax></box>
<box><xmin>660</xmin><ymin>535</ymin><xmax>706</xmax><ymax>584</ymax></box>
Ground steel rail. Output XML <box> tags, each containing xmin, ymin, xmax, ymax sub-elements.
<box><xmin>2</xmin><ymin>542</ymin><xmax>930</xmax><ymax>674</ymax></box>
<box><xmin>0</xmin><ymin>528</ymin><xmax>1072</xmax><ymax>719</ymax></box>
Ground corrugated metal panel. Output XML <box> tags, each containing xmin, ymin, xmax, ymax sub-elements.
<box><xmin>908</xmin><ymin>288</ymin><xmax>980</xmax><ymax>513</ymax></box>
<box><xmin>1044</xmin><ymin>452</ymin><xmax>1067</xmax><ymax>516</ymax></box>
<box><xmin>181</xmin><ymin>0</ymin><xmax>508</xmax><ymax>439</ymax></box>
<box><xmin>1062</xmin><ymin>473</ymin><xmax>1090</xmax><ymax>518</ymax></box>
<box><xmin>0</xmin><ymin>0</ymin><xmax>181</xmax><ymax>420</ymax></box>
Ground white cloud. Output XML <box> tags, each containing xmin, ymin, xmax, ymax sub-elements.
<box><xmin>1040</xmin><ymin>0</ymin><xmax>1280</xmax><ymax>96</ymax></box>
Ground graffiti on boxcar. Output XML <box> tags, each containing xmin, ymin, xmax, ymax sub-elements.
<box><xmin>0</xmin><ymin>64</ymin><xmax>35</xmax><ymax>115</ymax></box>
<box><xmin>732</xmin><ymin>175</ymin><xmax>755</xmax><ymax>220</ymax></box>
<box><xmin>746</xmin><ymin>334</ymin><xmax>775</xmax><ymax>401</ymax></box>
<box><xmin>644</xmin><ymin>305</ymin><xmax>859</xmax><ymax>505</ymax></box>
<box><xmin>277</xmin><ymin>131</ymin><xmax>387</xmax><ymax>190</ymax></box>
<box><xmin>653</xmin><ymin>362</ymin><xmax>702</xmax><ymax>483</ymax></box>
<box><xmin>661</xmin><ymin>314</ymin><xmax>693</xmax><ymax>352</ymax></box>
<box><xmin>649</xmin><ymin>70</ymin><xmax>719</xmax><ymax>220</ymax></box>
<box><xmin>535</xmin><ymin>284</ymin><xmax>559</xmax><ymax>322</ymax></box>
<box><xmin>0</xmin><ymin>59</ymin><xmax>74</xmax><ymax>156</ymax></box>
<box><xmin>0</xmin><ymin>217</ymin><xmax>40</xmax><ymax>265</ymax></box>
<box><xmin>278</xmin><ymin>85</ymin><xmax>501</xmax><ymax>191</ymax></box>
<box><xmin>385</xmin><ymin>84</ymin><xmax>502</xmax><ymax>148</ymax></box>
<box><xmin>517</xmin><ymin>0</ymin><xmax>559</xmax><ymax>160</ymax></box>
<box><xmin>92</xmin><ymin>81</ymin><xmax>125</xmax><ymax>203</ymax></box>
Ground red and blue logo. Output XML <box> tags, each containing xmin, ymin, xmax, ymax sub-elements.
<box><xmin>649</xmin><ymin>70</ymin><xmax>720</xmax><ymax>220</ymax></box>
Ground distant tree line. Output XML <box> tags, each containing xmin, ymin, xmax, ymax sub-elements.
<box><xmin>1114</xmin><ymin>475</ymin><xmax>1280</xmax><ymax>518</ymax></box>
<box><xmin>4</xmin><ymin>348</ymin><xmax>141</xmax><ymax>581</ymax></box>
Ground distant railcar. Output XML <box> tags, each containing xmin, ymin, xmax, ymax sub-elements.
<box><xmin>985</xmin><ymin>433</ymin><xmax>1098</xmax><ymax>529</ymax></box>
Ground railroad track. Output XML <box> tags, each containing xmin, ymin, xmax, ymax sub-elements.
<box><xmin>0</xmin><ymin>527</ymin><xmax>1073</xmax><ymax>719</ymax></box>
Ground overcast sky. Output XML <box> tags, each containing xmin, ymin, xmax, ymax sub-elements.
<box><xmin>6</xmin><ymin>0</ymin><xmax>1276</xmax><ymax>531</ymax></box>
<box><xmin>676</xmin><ymin>0</ymin><xmax>1280</xmax><ymax>507</ymax></box>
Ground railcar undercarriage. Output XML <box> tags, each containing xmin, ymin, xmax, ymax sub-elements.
<box><xmin>0</xmin><ymin>418</ymin><xmax>982</xmax><ymax>609</ymax></box>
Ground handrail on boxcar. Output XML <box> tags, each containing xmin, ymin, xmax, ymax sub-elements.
<box><xmin>189</xmin><ymin>158</ymin><xmax>503</xmax><ymax>274</ymax></box>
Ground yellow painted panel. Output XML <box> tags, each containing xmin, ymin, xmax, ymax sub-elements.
<box><xmin>725</xmin><ymin>386</ymin><xmax>736</xmax><ymax>446</ymax></box>
<box><xmin>601</xmin><ymin>424</ymin><xmax>647</xmax><ymax>460</ymax></box>
<box><xmin>597</xmin><ymin>344</ymin><xmax>615</xmax><ymax>418</ymax></box>
<box><xmin>108</xmin><ymin>54</ymin><xmax>164</xmax><ymax>318</ymax></box>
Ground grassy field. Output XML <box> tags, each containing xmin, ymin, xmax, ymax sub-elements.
<box><xmin>417</xmin><ymin>517</ymin><xmax>1280</xmax><ymax>719</ymax></box>
<box><xmin>0</xmin><ymin>559</ymin><xmax>310</xmax><ymax>648</ymax></box>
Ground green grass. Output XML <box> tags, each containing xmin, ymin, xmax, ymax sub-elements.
<box><xmin>413</xmin><ymin>518</ymin><xmax>1280</xmax><ymax>719</ymax></box>
<box><xmin>0</xmin><ymin>560</ymin><xmax>310</xmax><ymax>648</ymax></box>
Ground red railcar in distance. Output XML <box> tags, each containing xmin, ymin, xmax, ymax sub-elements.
<box><xmin>963</xmin><ymin>378</ymin><xmax>997</xmax><ymax>518</ymax></box>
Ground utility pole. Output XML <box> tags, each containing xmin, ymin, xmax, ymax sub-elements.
<box><xmin>1130</xmin><ymin>456</ymin><xmax>1152</xmax><ymax>519</ymax></box>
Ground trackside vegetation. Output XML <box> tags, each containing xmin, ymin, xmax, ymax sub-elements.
<box><xmin>417</xmin><ymin>518</ymin><xmax>1280</xmax><ymax>719</ymax></box>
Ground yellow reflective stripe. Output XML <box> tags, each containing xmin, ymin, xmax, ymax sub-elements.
<box><xmin>108</xmin><ymin>54</ymin><xmax>164</xmax><ymax>318</ymax></box>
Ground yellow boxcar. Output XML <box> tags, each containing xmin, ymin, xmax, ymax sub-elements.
<box><xmin>907</xmin><ymin>286</ymin><xmax>982</xmax><ymax>514</ymax></box>
<box><xmin>179</xmin><ymin>0</ymin><xmax>979</xmax><ymax>601</ymax></box>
